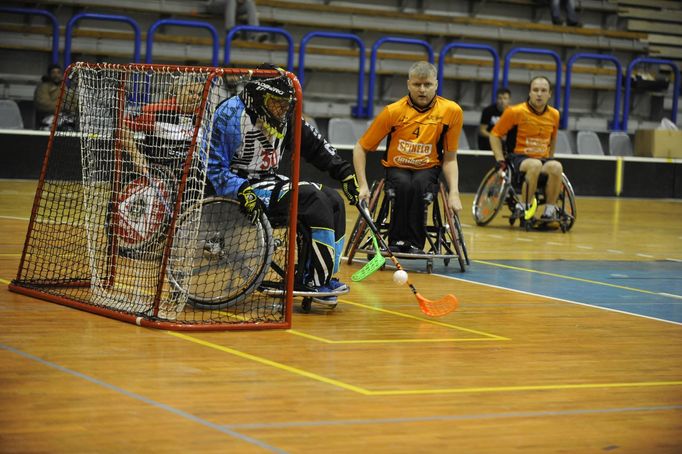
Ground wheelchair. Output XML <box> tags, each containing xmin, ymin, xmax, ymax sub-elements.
<box><xmin>472</xmin><ymin>157</ymin><xmax>576</xmax><ymax>232</ymax></box>
<box><xmin>166</xmin><ymin>197</ymin><xmax>348</xmax><ymax>313</ymax></box>
<box><xmin>345</xmin><ymin>179</ymin><xmax>469</xmax><ymax>274</ymax></box>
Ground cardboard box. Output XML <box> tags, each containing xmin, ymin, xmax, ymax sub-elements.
<box><xmin>634</xmin><ymin>129</ymin><xmax>682</xmax><ymax>158</ymax></box>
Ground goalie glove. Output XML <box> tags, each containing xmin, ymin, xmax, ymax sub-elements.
<box><xmin>341</xmin><ymin>174</ymin><xmax>360</xmax><ymax>206</ymax></box>
<box><xmin>237</xmin><ymin>183</ymin><xmax>263</xmax><ymax>224</ymax></box>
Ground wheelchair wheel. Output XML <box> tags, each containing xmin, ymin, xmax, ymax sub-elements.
<box><xmin>557</xmin><ymin>173</ymin><xmax>577</xmax><ymax>232</ymax></box>
<box><xmin>113</xmin><ymin>165</ymin><xmax>175</xmax><ymax>259</ymax></box>
<box><xmin>346</xmin><ymin>179</ymin><xmax>384</xmax><ymax>264</ymax></box>
<box><xmin>440</xmin><ymin>184</ymin><xmax>467</xmax><ymax>272</ymax></box>
<box><xmin>167</xmin><ymin>197</ymin><xmax>274</xmax><ymax>310</ymax></box>
<box><xmin>472</xmin><ymin>167</ymin><xmax>510</xmax><ymax>226</ymax></box>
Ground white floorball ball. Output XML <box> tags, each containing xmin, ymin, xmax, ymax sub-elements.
<box><xmin>393</xmin><ymin>269</ymin><xmax>408</xmax><ymax>286</ymax></box>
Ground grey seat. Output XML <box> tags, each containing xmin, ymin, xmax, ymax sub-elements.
<box><xmin>328</xmin><ymin>118</ymin><xmax>366</xmax><ymax>148</ymax></box>
<box><xmin>576</xmin><ymin>130</ymin><xmax>604</xmax><ymax>155</ymax></box>
<box><xmin>608</xmin><ymin>131</ymin><xmax>633</xmax><ymax>157</ymax></box>
<box><xmin>555</xmin><ymin>130</ymin><xmax>573</xmax><ymax>155</ymax></box>
<box><xmin>458</xmin><ymin>130</ymin><xmax>470</xmax><ymax>150</ymax></box>
<box><xmin>0</xmin><ymin>99</ymin><xmax>24</xmax><ymax>129</ymax></box>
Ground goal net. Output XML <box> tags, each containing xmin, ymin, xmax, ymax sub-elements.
<box><xmin>10</xmin><ymin>63</ymin><xmax>302</xmax><ymax>331</ymax></box>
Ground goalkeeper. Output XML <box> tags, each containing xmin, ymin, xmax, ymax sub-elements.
<box><xmin>207</xmin><ymin>68</ymin><xmax>359</xmax><ymax>303</ymax></box>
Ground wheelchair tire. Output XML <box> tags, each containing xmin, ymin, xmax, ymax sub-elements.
<box><xmin>558</xmin><ymin>174</ymin><xmax>577</xmax><ymax>232</ymax></box>
<box><xmin>113</xmin><ymin>165</ymin><xmax>175</xmax><ymax>260</ymax></box>
<box><xmin>472</xmin><ymin>167</ymin><xmax>510</xmax><ymax>226</ymax></box>
<box><xmin>167</xmin><ymin>197</ymin><xmax>274</xmax><ymax>310</ymax></box>
<box><xmin>440</xmin><ymin>184</ymin><xmax>467</xmax><ymax>272</ymax></box>
<box><xmin>346</xmin><ymin>179</ymin><xmax>384</xmax><ymax>264</ymax></box>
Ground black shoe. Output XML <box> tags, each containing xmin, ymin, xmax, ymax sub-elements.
<box><xmin>389</xmin><ymin>240</ymin><xmax>406</xmax><ymax>253</ymax></box>
<box><xmin>404</xmin><ymin>245</ymin><xmax>425</xmax><ymax>255</ymax></box>
<box><xmin>567</xmin><ymin>21</ymin><xmax>583</xmax><ymax>27</ymax></box>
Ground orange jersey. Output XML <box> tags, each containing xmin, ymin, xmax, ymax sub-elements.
<box><xmin>491</xmin><ymin>101</ymin><xmax>559</xmax><ymax>159</ymax></box>
<box><xmin>358</xmin><ymin>95</ymin><xmax>463</xmax><ymax>170</ymax></box>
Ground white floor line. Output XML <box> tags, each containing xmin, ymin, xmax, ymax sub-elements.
<box><xmin>437</xmin><ymin>274</ymin><xmax>682</xmax><ymax>326</ymax></box>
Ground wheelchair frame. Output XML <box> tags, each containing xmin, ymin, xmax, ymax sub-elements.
<box><xmin>472</xmin><ymin>161</ymin><xmax>577</xmax><ymax>232</ymax></box>
<box><xmin>346</xmin><ymin>179</ymin><xmax>469</xmax><ymax>274</ymax></box>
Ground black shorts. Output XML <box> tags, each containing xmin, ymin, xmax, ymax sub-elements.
<box><xmin>508</xmin><ymin>154</ymin><xmax>554</xmax><ymax>189</ymax></box>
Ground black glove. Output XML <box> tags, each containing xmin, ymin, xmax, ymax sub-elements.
<box><xmin>237</xmin><ymin>183</ymin><xmax>263</xmax><ymax>224</ymax></box>
<box><xmin>341</xmin><ymin>174</ymin><xmax>360</xmax><ymax>205</ymax></box>
<box><xmin>495</xmin><ymin>160</ymin><xmax>507</xmax><ymax>172</ymax></box>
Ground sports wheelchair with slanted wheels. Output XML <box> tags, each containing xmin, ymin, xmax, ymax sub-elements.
<box><xmin>472</xmin><ymin>157</ymin><xmax>576</xmax><ymax>232</ymax></box>
<box><xmin>166</xmin><ymin>197</ymin><xmax>348</xmax><ymax>314</ymax></box>
<box><xmin>346</xmin><ymin>179</ymin><xmax>469</xmax><ymax>274</ymax></box>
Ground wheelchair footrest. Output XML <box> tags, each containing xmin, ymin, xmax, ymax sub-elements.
<box><xmin>357</xmin><ymin>247</ymin><xmax>458</xmax><ymax>260</ymax></box>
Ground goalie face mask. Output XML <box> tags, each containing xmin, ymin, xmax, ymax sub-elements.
<box><xmin>241</xmin><ymin>75</ymin><xmax>294</xmax><ymax>135</ymax></box>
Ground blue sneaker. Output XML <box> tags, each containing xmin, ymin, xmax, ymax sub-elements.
<box><xmin>327</xmin><ymin>278</ymin><xmax>348</xmax><ymax>292</ymax></box>
<box><xmin>310</xmin><ymin>283</ymin><xmax>338</xmax><ymax>305</ymax></box>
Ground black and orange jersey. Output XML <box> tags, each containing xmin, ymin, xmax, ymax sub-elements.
<box><xmin>491</xmin><ymin>101</ymin><xmax>559</xmax><ymax>159</ymax></box>
<box><xmin>358</xmin><ymin>95</ymin><xmax>463</xmax><ymax>170</ymax></box>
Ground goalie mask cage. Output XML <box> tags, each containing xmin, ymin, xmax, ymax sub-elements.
<box><xmin>9</xmin><ymin>62</ymin><xmax>302</xmax><ymax>331</ymax></box>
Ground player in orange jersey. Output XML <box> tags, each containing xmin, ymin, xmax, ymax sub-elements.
<box><xmin>490</xmin><ymin>76</ymin><xmax>563</xmax><ymax>223</ymax></box>
<box><xmin>353</xmin><ymin>61</ymin><xmax>463</xmax><ymax>254</ymax></box>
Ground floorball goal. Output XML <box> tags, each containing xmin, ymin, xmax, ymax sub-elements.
<box><xmin>9</xmin><ymin>62</ymin><xmax>302</xmax><ymax>331</ymax></box>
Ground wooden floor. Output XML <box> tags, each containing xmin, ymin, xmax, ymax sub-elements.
<box><xmin>1</xmin><ymin>179</ymin><xmax>681</xmax><ymax>453</ymax></box>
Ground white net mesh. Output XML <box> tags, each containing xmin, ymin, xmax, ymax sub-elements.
<box><xmin>12</xmin><ymin>63</ymin><xmax>298</xmax><ymax>330</ymax></box>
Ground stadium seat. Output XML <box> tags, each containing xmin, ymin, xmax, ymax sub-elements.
<box><xmin>555</xmin><ymin>130</ymin><xmax>574</xmax><ymax>155</ymax></box>
<box><xmin>328</xmin><ymin>118</ymin><xmax>365</xmax><ymax>148</ymax></box>
<box><xmin>458</xmin><ymin>130</ymin><xmax>470</xmax><ymax>150</ymax></box>
<box><xmin>0</xmin><ymin>99</ymin><xmax>24</xmax><ymax>129</ymax></box>
<box><xmin>576</xmin><ymin>131</ymin><xmax>604</xmax><ymax>155</ymax></box>
<box><xmin>608</xmin><ymin>131</ymin><xmax>634</xmax><ymax>157</ymax></box>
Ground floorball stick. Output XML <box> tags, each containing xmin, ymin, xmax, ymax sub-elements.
<box><xmin>356</xmin><ymin>200</ymin><xmax>458</xmax><ymax>317</ymax></box>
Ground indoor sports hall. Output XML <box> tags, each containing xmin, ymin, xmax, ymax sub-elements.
<box><xmin>1</xmin><ymin>0</ymin><xmax>681</xmax><ymax>452</ymax></box>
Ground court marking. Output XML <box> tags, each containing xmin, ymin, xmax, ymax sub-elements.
<box><xmin>439</xmin><ymin>273</ymin><xmax>682</xmax><ymax>326</ymax></box>
<box><xmin>473</xmin><ymin>259</ymin><xmax>681</xmax><ymax>298</ymax></box>
<box><xmin>0</xmin><ymin>342</ymin><xmax>287</xmax><ymax>454</ymax></box>
<box><xmin>167</xmin><ymin>332</ymin><xmax>682</xmax><ymax>396</ymax></box>
<box><xmin>225</xmin><ymin>404</ymin><xmax>682</xmax><ymax>429</ymax></box>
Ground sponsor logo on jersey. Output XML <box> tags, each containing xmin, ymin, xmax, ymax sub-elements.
<box><xmin>397</xmin><ymin>139</ymin><xmax>432</xmax><ymax>156</ymax></box>
<box><xmin>392</xmin><ymin>155</ymin><xmax>430</xmax><ymax>167</ymax></box>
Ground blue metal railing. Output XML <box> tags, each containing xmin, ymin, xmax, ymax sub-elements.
<box><xmin>438</xmin><ymin>42</ymin><xmax>500</xmax><ymax>104</ymax></box>
<box><xmin>146</xmin><ymin>19</ymin><xmax>219</xmax><ymax>66</ymax></box>
<box><xmin>563</xmin><ymin>53</ymin><xmax>622</xmax><ymax>130</ymax></box>
<box><xmin>622</xmin><ymin>57</ymin><xmax>680</xmax><ymax>131</ymax></box>
<box><xmin>503</xmin><ymin>47</ymin><xmax>562</xmax><ymax>108</ymax></box>
<box><xmin>299</xmin><ymin>31</ymin><xmax>366</xmax><ymax>117</ymax></box>
<box><xmin>0</xmin><ymin>7</ymin><xmax>59</xmax><ymax>65</ymax></box>
<box><xmin>366</xmin><ymin>37</ymin><xmax>434</xmax><ymax>118</ymax></box>
<box><xmin>64</xmin><ymin>13</ymin><xmax>141</xmax><ymax>67</ymax></box>
<box><xmin>224</xmin><ymin>26</ymin><xmax>294</xmax><ymax>70</ymax></box>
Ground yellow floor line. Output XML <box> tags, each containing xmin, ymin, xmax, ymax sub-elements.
<box><xmin>167</xmin><ymin>331</ymin><xmax>372</xmax><ymax>395</ymax></box>
<box><xmin>368</xmin><ymin>380</ymin><xmax>682</xmax><ymax>396</ymax></box>
<box><xmin>167</xmin><ymin>332</ymin><xmax>682</xmax><ymax>397</ymax></box>
<box><xmin>286</xmin><ymin>329</ymin><xmax>501</xmax><ymax>344</ymax></box>
<box><xmin>474</xmin><ymin>259</ymin><xmax>668</xmax><ymax>296</ymax></box>
<box><xmin>339</xmin><ymin>298</ymin><xmax>508</xmax><ymax>340</ymax></box>
<box><xmin>0</xmin><ymin>278</ymin><xmax>11</xmax><ymax>285</ymax></box>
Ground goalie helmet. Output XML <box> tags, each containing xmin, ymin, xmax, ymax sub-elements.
<box><xmin>240</xmin><ymin>72</ymin><xmax>294</xmax><ymax>135</ymax></box>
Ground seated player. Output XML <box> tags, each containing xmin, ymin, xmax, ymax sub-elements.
<box><xmin>353</xmin><ymin>61</ymin><xmax>463</xmax><ymax>254</ymax></box>
<box><xmin>490</xmin><ymin>76</ymin><xmax>563</xmax><ymax>225</ymax></box>
<box><xmin>121</xmin><ymin>75</ymin><xmax>204</xmax><ymax>176</ymax></box>
<box><xmin>207</xmin><ymin>67</ymin><xmax>359</xmax><ymax>304</ymax></box>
